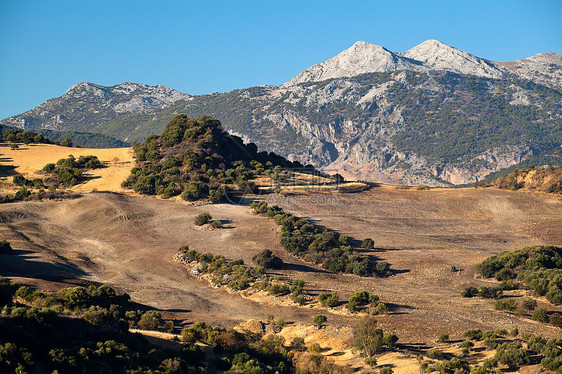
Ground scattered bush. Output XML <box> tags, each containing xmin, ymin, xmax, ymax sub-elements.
<box><xmin>495</xmin><ymin>299</ymin><xmax>516</xmax><ymax>312</ymax></box>
<box><xmin>522</xmin><ymin>299</ymin><xmax>537</xmax><ymax>311</ymax></box>
<box><xmin>463</xmin><ymin>329</ymin><xmax>483</xmax><ymax>340</ymax></box>
<box><xmin>0</xmin><ymin>240</ymin><xmax>13</xmax><ymax>254</ymax></box>
<box><xmin>252</xmin><ymin>202</ymin><xmax>392</xmax><ymax>277</ymax></box>
<box><xmin>438</xmin><ymin>333</ymin><xmax>449</xmax><ymax>343</ymax></box>
<box><xmin>318</xmin><ymin>292</ymin><xmax>339</xmax><ymax>307</ymax></box>
<box><xmin>495</xmin><ymin>342</ymin><xmax>530</xmax><ymax>369</ymax></box>
<box><xmin>461</xmin><ymin>286</ymin><xmax>478</xmax><ymax>298</ymax></box>
<box><xmin>532</xmin><ymin>308</ymin><xmax>550</xmax><ymax>323</ymax></box>
<box><xmin>251</xmin><ymin>249</ymin><xmax>283</xmax><ymax>269</ymax></box>
<box><xmin>194</xmin><ymin>212</ymin><xmax>212</xmax><ymax>226</ymax></box>
<box><xmin>477</xmin><ymin>246</ymin><xmax>562</xmax><ymax>305</ymax></box>
<box><xmin>313</xmin><ymin>314</ymin><xmax>327</xmax><ymax>329</ymax></box>
<box><xmin>210</xmin><ymin>220</ymin><xmax>222</xmax><ymax>229</ymax></box>
<box><xmin>361</xmin><ymin>238</ymin><xmax>375</xmax><ymax>249</ymax></box>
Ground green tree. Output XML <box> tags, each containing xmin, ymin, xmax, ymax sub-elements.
<box><xmin>251</xmin><ymin>249</ymin><xmax>283</xmax><ymax>269</ymax></box>
<box><xmin>362</xmin><ymin>238</ymin><xmax>375</xmax><ymax>249</ymax></box>
<box><xmin>313</xmin><ymin>314</ymin><xmax>327</xmax><ymax>329</ymax></box>
<box><xmin>137</xmin><ymin>310</ymin><xmax>162</xmax><ymax>330</ymax></box>
<box><xmin>60</xmin><ymin>138</ymin><xmax>73</xmax><ymax>147</ymax></box>
<box><xmin>318</xmin><ymin>292</ymin><xmax>339</xmax><ymax>307</ymax></box>
<box><xmin>194</xmin><ymin>212</ymin><xmax>212</xmax><ymax>226</ymax></box>
<box><xmin>353</xmin><ymin>316</ymin><xmax>384</xmax><ymax>357</ymax></box>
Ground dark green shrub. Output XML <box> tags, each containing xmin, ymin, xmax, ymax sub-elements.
<box><xmin>137</xmin><ymin>311</ymin><xmax>162</xmax><ymax>330</ymax></box>
<box><xmin>362</xmin><ymin>238</ymin><xmax>374</xmax><ymax>249</ymax></box>
<box><xmin>461</xmin><ymin>286</ymin><xmax>478</xmax><ymax>297</ymax></box>
<box><xmin>15</xmin><ymin>187</ymin><xmax>30</xmax><ymax>200</ymax></box>
<box><xmin>532</xmin><ymin>308</ymin><xmax>549</xmax><ymax>323</ymax></box>
<box><xmin>318</xmin><ymin>292</ymin><xmax>339</xmax><ymax>307</ymax></box>
<box><xmin>182</xmin><ymin>181</ymin><xmax>209</xmax><ymax>201</ymax></box>
<box><xmin>522</xmin><ymin>299</ymin><xmax>537</xmax><ymax>311</ymax></box>
<box><xmin>194</xmin><ymin>212</ymin><xmax>212</xmax><ymax>226</ymax></box>
<box><xmin>313</xmin><ymin>314</ymin><xmax>327</xmax><ymax>329</ymax></box>
<box><xmin>464</xmin><ymin>329</ymin><xmax>482</xmax><ymax>340</ymax></box>
<box><xmin>266</xmin><ymin>284</ymin><xmax>289</xmax><ymax>296</ymax></box>
<box><xmin>251</xmin><ymin>249</ymin><xmax>283</xmax><ymax>269</ymax></box>
<box><xmin>12</xmin><ymin>174</ymin><xmax>26</xmax><ymax>186</ymax></box>
<box><xmin>495</xmin><ymin>299</ymin><xmax>516</xmax><ymax>311</ymax></box>
<box><xmin>0</xmin><ymin>240</ymin><xmax>12</xmax><ymax>254</ymax></box>
<box><xmin>495</xmin><ymin>342</ymin><xmax>530</xmax><ymax>369</ymax></box>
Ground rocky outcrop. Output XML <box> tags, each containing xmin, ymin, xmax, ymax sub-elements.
<box><xmin>283</xmin><ymin>41</ymin><xmax>423</xmax><ymax>86</ymax></box>
<box><xmin>401</xmin><ymin>39</ymin><xmax>504</xmax><ymax>78</ymax></box>
<box><xmin>496</xmin><ymin>52</ymin><xmax>562</xmax><ymax>89</ymax></box>
<box><xmin>0</xmin><ymin>82</ymin><xmax>190</xmax><ymax>131</ymax></box>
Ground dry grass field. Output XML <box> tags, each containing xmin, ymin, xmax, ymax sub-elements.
<box><xmin>1</xmin><ymin>143</ymin><xmax>561</xmax><ymax>370</ymax></box>
<box><xmin>1</xmin><ymin>188</ymin><xmax>560</xmax><ymax>341</ymax></box>
<box><xmin>0</xmin><ymin>143</ymin><xmax>134</xmax><ymax>192</ymax></box>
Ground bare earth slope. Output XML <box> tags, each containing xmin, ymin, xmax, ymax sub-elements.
<box><xmin>1</xmin><ymin>188</ymin><xmax>560</xmax><ymax>344</ymax></box>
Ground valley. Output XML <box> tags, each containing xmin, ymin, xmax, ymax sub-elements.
<box><xmin>1</xmin><ymin>186</ymin><xmax>560</xmax><ymax>343</ymax></box>
<box><xmin>1</xmin><ymin>118</ymin><xmax>561</xmax><ymax>372</ymax></box>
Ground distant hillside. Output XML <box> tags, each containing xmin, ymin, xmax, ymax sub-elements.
<box><xmin>489</xmin><ymin>165</ymin><xmax>561</xmax><ymax>194</ymax></box>
<box><xmin>2</xmin><ymin>40</ymin><xmax>561</xmax><ymax>185</ymax></box>
<box><xmin>0</xmin><ymin>82</ymin><xmax>190</xmax><ymax>136</ymax></box>
<box><xmin>1</xmin><ymin>125</ymin><xmax>129</xmax><ymax>148</ymax></box>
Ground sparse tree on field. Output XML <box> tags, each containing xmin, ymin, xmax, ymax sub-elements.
<box><xmin>353</xmin><ymin>316</ymin><xmax>384</xmax><ymax>357</ymax></box>
<box><xmin>313</xmin><ymin>314</ymin><xmax>327</xmax><ymax>329</ymax></box>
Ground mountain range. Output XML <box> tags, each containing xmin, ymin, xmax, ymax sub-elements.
<box><xmin>2</xmin><ymin>40</ymin><xmax>561</xmax><ymax>185</ymax></box>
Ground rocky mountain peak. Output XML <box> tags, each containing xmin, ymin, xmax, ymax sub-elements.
<box><xmin>284</xmin><ymin>39</ymin><xmax>511</xmax><ymax>86</ymax></box>
<box><xmin>496</xmin><ymin>52</ymin><xmax>562</xmax><ymax>89</ymax></box>
<box><xmin>283</xmin><ymin>41</ymin><xmax>421</xmax><ymax>87</ymax></box>
<box><xmin>401</xmin><ymin>39</ymin><xmax>504</xmax><ymax>78</ymax></box>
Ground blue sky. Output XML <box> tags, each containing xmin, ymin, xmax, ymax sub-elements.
<box><xmin>1</xmin><ymin>0</ymin><xmax>561</xmax><ymax>120</ymax></box>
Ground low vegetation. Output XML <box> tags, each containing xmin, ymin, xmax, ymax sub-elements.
<box><xmin>251</xmin><ymin>249</ymin><xmax>283</xmax><ymax>269</ymax></box>
<box><xmin>353</xmin><ymin>316</ymin><xmax>398</xmax><ymax>357</ymax></box>
<box><xmin>1</xmin><ymin>128</ymin><xmax>55</xmax><ymax>146</ymax></box>
<box><xmin>251</xmin><ymin>201</ymin><xmax>391</xmax><ymax>277</ymax></box>
<box><xmin>122</xmin><ymin>114</ymin><xmax>308</xmax><ymax>200</ymax></box>
<box><xmin>1</xmin><ymin>126</ymin><xmax>128</xmax><ymax>148</ymax></box>
<box><xmin>1</xmin><ymin>277</ymin><xmax>359</xmax><ymax>373</ymax></box>
<box><xmin>42</xmin><ymin>154</ymin><xmax>104</xmax><ymax>186</ymax></box>
<box><xmin>477</xmin><ymin>245</ymin><xmax>562</xmax><ymax>305</ymax></box>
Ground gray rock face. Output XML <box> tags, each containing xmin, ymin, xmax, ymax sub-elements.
<box><xmin>1</xmin><ymin>82</ymin><xmax>190</xmax><ymax>131</ymax></box>
<box><xmin>496</xmin><ymin>52</ymin><xmax>562</xmax><ymax>89</ymax></box>
<box><xmin>283</xmin><ymin>41</ymin><xmax>422</xmax><ymax>86</ymax></box>
<box><xmin>401</xmin><ymin>39</ymin><xmax>504</xmax><ymax>78</ymax></box>
<box><xmin>284</xmin><ymin>39</ymin><xmax>560</xmax><ymax>88</ymax></box>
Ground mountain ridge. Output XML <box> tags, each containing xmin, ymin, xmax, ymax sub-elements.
<box><xmin>283</xmin><ymin>39</ymin><xmax>560</xmax><ymax>87</ymax></box>
<box><xmin>1</xmin><ymin>40</ymin><xmax>560</xmax><ymax>185</ymax></box>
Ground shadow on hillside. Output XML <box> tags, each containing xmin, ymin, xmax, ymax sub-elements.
<box><xmin>0</xmin><ymin>249</ymin><xmax>89</xmax><ymax>281</ymax></box>
<box><xmin>0</xmin><ymin>163</ymin><xmax>17</xmax><ymax>177</ymax></box>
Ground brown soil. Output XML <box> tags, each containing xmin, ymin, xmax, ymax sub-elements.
<box><xmin>1</xmin><ymin>187</ymin><xmax>560</xmax><ymax>347</ymax></box>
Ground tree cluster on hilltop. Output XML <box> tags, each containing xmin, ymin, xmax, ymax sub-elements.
<box><xmin>122</xmin><ymin>114</ymin><xmax>310</xmax><ymax>201</ymax></box>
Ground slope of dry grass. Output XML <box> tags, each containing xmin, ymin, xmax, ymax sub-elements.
<box><xmin>0</xmin><ymin>143</ymin><xmax>134</xmax><ymax>193</ymax></box>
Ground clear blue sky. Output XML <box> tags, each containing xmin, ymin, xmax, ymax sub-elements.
<box><xmin>1</xmin><ymin>0</ymin><xmax>561</xmax><ymax>120</ymax></box>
